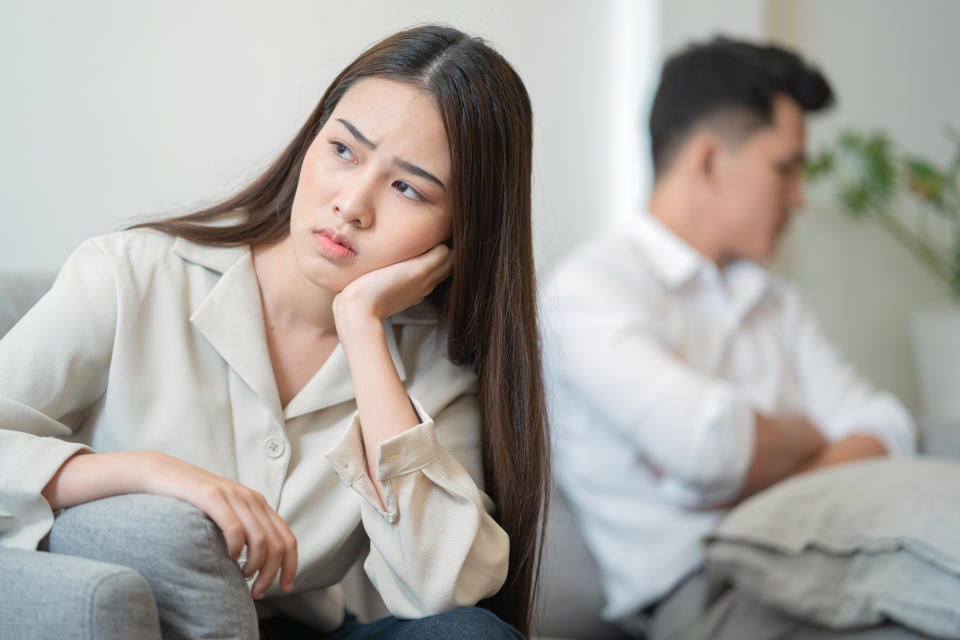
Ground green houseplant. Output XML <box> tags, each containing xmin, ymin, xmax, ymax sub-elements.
<box><xmin>805</xmin><ymin>128</ymin><xmax>960</xmax><ymax>296</ymax></box>
<box><xmin>805</xmin><ymin>128</ymin><xmax>960</xmax><ymax>421</ymax></box>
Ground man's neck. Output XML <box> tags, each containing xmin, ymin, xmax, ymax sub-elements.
<box><xmin>648</xmin><ymin>183</ymin><xmax>729</xmax><ymax>267</ymax></box>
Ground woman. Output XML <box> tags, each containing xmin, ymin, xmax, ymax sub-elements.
<box><xmin>0</xmin><ymin>24</ymin><xmax>548</xmax><ymax>638</ymax></box>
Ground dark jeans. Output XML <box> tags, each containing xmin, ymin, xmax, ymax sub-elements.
<box><xmin>259</xmin><ymin>608</ymin><xmax>525</xmax><ymax>640</ymax></box>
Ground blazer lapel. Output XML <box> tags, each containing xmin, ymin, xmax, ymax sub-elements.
<box><xmin>178</xmin><ymin>240</ymin><xmax>284</xmax><ymax>425</ymax></box>
<box><xmin>283</xmin><ymin>318</ymin><xmax>407</xmax><ymax>420</ymax></box>
<box><xmin>173</xmin><ymin>237</ymin><xmax>422</xmax><ymax>424</ymax></box>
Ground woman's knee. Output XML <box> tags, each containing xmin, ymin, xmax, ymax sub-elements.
<box><xmin>48</xmin><ymin>493</ymin><xmax>231</xmax><ymax>568</ymax></box>
<box><xmin>47</xmin><ymin>494</ymin><xmax>258</xmax><ymax>640</ymax></box>
<box><xmin>441</xmin><ymin>608</ymin><xmax>524</xmax><ymax>639</ymax></box>
<box><xmin>383</xmin><ymin>607</ymin><xmax>524</xmax><ymax>640</ymax></box>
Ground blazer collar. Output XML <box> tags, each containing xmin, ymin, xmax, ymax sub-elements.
<box><xmin>172</xmin><ymin>236</ymin><xmax>247</xmax><ymax>274</ymax></box>
<box><xmin>174</xmin><ymin>237</ymin><xmax>413</xmax><ymax>423</ymax></box>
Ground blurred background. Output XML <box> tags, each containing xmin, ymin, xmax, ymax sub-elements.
<box><xmin>2</xmin><ymin>0</ymin><xmax>958</xmax><ymax>421</ymax></box>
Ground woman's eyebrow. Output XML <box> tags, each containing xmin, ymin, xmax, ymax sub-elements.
<box><xmin>337</xmin><ymin>118</ymin><xmax>376</xmax><ymax>150</ymax></box>
<box><xmin>394</xmin><ymin>157</ymin><xmax>446</xmax><ymax>191</ymax></box>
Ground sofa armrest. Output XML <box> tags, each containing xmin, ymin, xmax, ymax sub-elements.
<box><xmin>0</xmin><ymin>547</ymin><xmax>161</xmax><ymax>640</ymax></box>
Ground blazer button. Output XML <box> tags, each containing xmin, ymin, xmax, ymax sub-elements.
<box><xmin>264</xmin><ymin>436</ymin><xmax>286</xmax><ymax>459</ymax></box>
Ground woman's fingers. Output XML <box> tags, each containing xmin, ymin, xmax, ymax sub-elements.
<box><xmin>267</xmin><ymin>507</ymin><xmax>299</xmax><ymax>592</ymax></box>
<box><xmin>246</xmin><ymin>496</ymin><xmax>287</xmax><ymax>598</ymax></box>
<box><xmin>225</xmin><ymin>494</ymin><xmax>269</xmax><ymax>581</ymax></box>
<box><xmin>334</xmin><ymin>242</ymin><xmax>455</xmax><ymax>323</ymax></box>
<box><xmin>423</xmin><ymin>243</ymin><xmax>453</xmax><ymax>285</ymax></box>
<box><xmin>226</xmin><ymin>491</ymin><xmax>296</xmax><ymax>598</ymax></box>
<box><xmin>194</xmin><ymin>485</ymin><xmax>248</xmax><ymax>560</ymax></box>
<box><xmin>140</xmin><ymin>453</ymin><xmax>298</xmax><ymax>596</ymax></box>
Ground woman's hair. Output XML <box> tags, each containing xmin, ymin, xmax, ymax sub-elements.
<box><xmin>135</xmin><ymin>24</ymin><xmax>549</xmax><ymax>634</ymax></box>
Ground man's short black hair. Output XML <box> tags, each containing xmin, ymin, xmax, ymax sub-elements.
<box><xmin>649</xmin><ymin>37</ymin><xmax>834</xmax><ymax>180</ymax></box>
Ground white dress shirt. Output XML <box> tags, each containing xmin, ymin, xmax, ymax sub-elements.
<box><xmin>0</xmin><ymin>229</ymin><xmax>508</xmax><ymax>630</ymax></box>
<box><xmin>540</xmin><ymin>212</ymin><xmax>916</xmax><ymax>621</ymax></box>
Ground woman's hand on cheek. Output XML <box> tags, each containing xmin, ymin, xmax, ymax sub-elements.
<box><xmin>332</xmin><ymin>243</ymin><xmax>453</xmax><ymax>333</ymax></box>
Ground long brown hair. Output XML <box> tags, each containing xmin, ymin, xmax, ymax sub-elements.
<box><xmin>135</xmin><ymin>24</ymin><xmax>549</xmax><ymax>635</ymax></box>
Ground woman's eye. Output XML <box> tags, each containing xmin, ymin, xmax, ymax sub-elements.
<box><xmin>331</xmin><ymin>142</ymin><xmax>354</xmax><ymax>161</ymax></box>
<box><xmin>394</xmin><ymin>180</ymin><xmax>425</xmax><ymax>202</ymax></box>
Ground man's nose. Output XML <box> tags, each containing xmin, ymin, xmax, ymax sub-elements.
<box><xmin>788</xmin><ymin>175</ymin><xmax>805</xmax><ymax>211</ymax></box>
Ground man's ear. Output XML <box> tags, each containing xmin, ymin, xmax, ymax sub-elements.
<box><xmin>681</xmin><ymin>132</ymin><xmax>720</xmax><ymax>186</ymax></box>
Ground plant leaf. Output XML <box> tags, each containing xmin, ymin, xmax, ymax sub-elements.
<box><xmin>953</xmin><ymin>228</ymin><xmax>960</xmax><ymax>296</ymax></box>
<box><xmin>904</xmin><ymin>156</ymin><xmax>946</xmax><ymax>210</ymax></box>
<box><xmin>804</xmin><ymin>150</ymin><xmax>834</xmax><ymax>180</ymax></box>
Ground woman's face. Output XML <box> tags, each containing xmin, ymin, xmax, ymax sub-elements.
<box><xmin>289</xmin><ymin>77</ymin><xmax>453</xmax><ymax>292</ymax></box>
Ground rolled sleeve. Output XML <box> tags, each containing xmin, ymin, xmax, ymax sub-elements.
<box><xmin>660</xmin><ymin>386</ymin><xmax>756</xmax><ymax>505</ymax></box>
<box><xmin>326</xmin><ymin>398</ymin><xmax>443</xmax><ymax>524</ymax></box>
<box><xmin>0</xmin><ymin>429</ymin><xmax>91</xmax><ymax>549</ymax></box>
<box><xmin>326</xmin><ymin>394</ymin><xmax>508</xmax><ymax>617</ymax></box>
<box><xmin>547</xmin><ymin>284</ymin><xmax>758</xmax><ymax>499</ymax></box>
<box><xmin>376</xmin><ymin>398</ymin><xmax>442</xmax><ymax>481</ymax></box>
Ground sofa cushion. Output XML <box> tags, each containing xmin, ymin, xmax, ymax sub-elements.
<box><xmin>705</xmin><ymin>457</ymin><xmax>960</xmax><ymax>639</ymax></box>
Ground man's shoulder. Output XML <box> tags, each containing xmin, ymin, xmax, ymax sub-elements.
<box><xmin>550</xmin><ymin>218</ymin><xmax>663</xmax><ymax>294</ymax></box>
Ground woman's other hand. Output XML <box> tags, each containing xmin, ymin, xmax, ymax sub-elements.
<box><xmin>43</xmin><ymin>450</ymin><xmax>298</xmax><ymax>599</ymax></box>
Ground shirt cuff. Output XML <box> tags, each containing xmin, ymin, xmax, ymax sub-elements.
<box><xmin>8</xmin><ymin>434</ymin><xmax>91</xmax><ymax>497</ymax></box>
<box><xmin>325</xmin><ymin>397</ymin><xmax>441</xmax><ymax>524</ymax></box>
<box><xmin>658</xmin><ymin>393</ymin><xmax>755</xmax><ymax>507</ymax></box>
<box><xmin>1</xmin><ymin>435</ymin><xmax>91</xmax><ymax>549</ymax></box>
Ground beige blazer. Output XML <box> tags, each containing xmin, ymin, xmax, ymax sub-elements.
<box><xmin>0</xmin><ymin>229</ymin><xmax>508</xmax><ymax>630</ymax></box>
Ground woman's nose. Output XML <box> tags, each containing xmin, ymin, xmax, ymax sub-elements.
<box><xmin>332</xmin><ymin>171</ymin><xmax>375</xmax><ymax>228</ymax></box>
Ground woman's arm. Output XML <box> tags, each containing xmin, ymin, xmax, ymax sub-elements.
<box><xmin>0</xmin><ymin>239</ymin><xmax>118</xmax><ymax>548</ymax></box>
<box><xmin>332</xmin><ymin>243</ymin><xmax>453</xmax><ymax>505</ymax></box>
<box><xmin>1</xmin><ymin>238</ymin><xmax>296</xmax><ymax>596</ymax></box>
<box><xmin>326</xmin><ymin>392</ymin><xmax>509</xmax><ymax>617</ymax></box>
<box><xmin>328</xmin><ymin>244</ymin><xmax>509</xmax><ymax>616</ymax></box>
<box><xmin>42</xmin><ymin>450</ymin><xmax>298</xmax><ymax>598</ymax></box>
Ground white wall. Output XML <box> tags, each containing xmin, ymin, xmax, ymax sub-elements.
<box><xmin>660</xmin><ymin>0</ymin><xmax>766</xmax><ymax>54</ymax></box>
<box><xmin>0</xmin><ymin>0</ymin><xmax>658</xmax><ymax>276</ymax></box>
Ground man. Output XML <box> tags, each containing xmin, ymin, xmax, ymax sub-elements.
<box><xmin>541</xmin><ymin>38</ymin><xmax>917</xmax><ymax>638</ymax></box>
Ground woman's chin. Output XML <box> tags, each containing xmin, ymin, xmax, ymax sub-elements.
<box><xmin>292</xmin><ymin>265</ymin><xmax>349</xmax><ymax>296</ymax></box>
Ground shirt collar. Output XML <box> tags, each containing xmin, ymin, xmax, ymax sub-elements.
<box><xmin>630</xmin><ymin>211</ymin><xmax>774</xmax><ymax>311</ymax></box>
<box><xmin>172</xmin><ymin>235</ymin><xmax>441</xmax><ymax>325</ymax></box>
<box><xmin>630</xmin><ymin>212</ymin><xmax>707</xmax><ymax>290</ymax></box>
<box><xmin>171</xmin><ymin>235</ymin><xmax>431</xmax><ymax>420</ymax></box>
<box><xmin>172</xmin><ymin>235</ymin><xmax>248</xmax><ymax>274</ymax></box>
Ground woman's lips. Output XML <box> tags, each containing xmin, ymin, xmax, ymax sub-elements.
<box><xmin>313</xmin><ymin>228</ymin><xmax>356</xmax><ymax>260</ymax></box>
